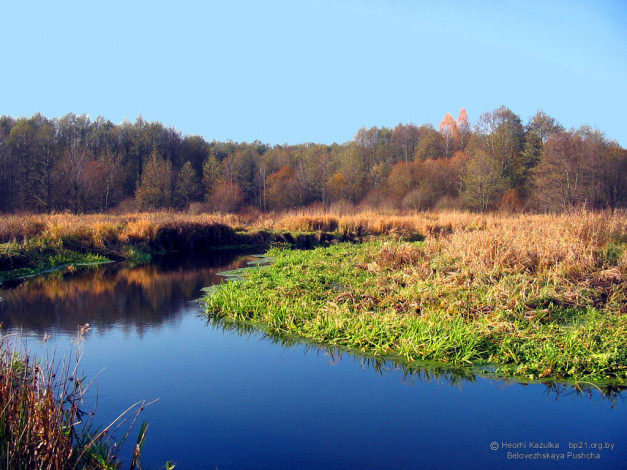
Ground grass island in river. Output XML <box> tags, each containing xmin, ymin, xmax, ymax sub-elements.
<box><xmin>205</xmin><ymin>212</ymin><xmax>627</xmax><ymax>383</ymax></box>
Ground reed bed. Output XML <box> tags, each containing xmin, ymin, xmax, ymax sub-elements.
<box><xmin>2</xmin><ymin>209</ymin><xmax>625</xmax><ymax>279</ymax></box>
<box><xmin>0</xmin><ymin>329</ymin><xmax>151</xmax><ymax>469</ymax></box>
<box><xmin>0</xmin><ymin>213</ymin><xmax>246</xmax><ymax>246</ymax></box>
<box><xmin>3</xmin><ymin>208</ymin><xmax>624</xmax><ymax>245</ymax></box>
<box><xmin>205</xmin><ymin>210</ymin><xmax>627</xmax><ymax>382</ymax></box>
<box><xmin>0</xmin><ymin>213</ymin><xmax>257</xmax><ymax>281</ymax></box>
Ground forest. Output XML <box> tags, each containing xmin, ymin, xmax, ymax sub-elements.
<box><xmin>0</xmin><ymin>106</ymin><xmax>625</xmax><ymax>214</ymax></box>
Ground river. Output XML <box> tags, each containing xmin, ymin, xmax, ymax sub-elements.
<box><xmin>0</xmin><ymin>250</ymin><xmax>625</xmax><ymax>469</ymax></box>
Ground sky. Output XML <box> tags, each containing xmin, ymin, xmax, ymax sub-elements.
<box><xmin>2</xmin><ymin>0</ymin><xmax>626</xmax><ymax>146</ymax></box>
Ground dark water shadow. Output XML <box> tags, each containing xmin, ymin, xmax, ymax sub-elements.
<box><xmin>205</xmin><ymin>315</ymin><xmax>627</xmax><ymax>404</ymax></box>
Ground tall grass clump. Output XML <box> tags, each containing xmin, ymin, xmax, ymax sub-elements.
<box><xmin>0</xmin><ymin>329</ymin><xmax>151</xmax><ymax>469</ymax></box>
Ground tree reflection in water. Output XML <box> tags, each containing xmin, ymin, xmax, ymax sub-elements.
<box><xmin>0</xmin><ymin>250</ymin><xmax>262</xmax><ymax>335</ymax></box>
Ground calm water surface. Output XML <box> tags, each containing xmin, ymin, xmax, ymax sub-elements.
<box><xmin>0</xmin><ymin>251</ymin><xmax>625</xmax><ymax>469</ymax></box>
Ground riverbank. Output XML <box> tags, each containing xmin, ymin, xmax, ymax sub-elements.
<box><xmin>205</xmin><ymin>212</ymin><xmax>627</xmax><ymax>382</ymax></box>
<box><xmin>0</xmin><ymin>213</ymin><xmax>363</xmax><ymax>283</ymax></box>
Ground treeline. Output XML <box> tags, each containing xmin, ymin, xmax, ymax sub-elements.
<box><xmin>0</xmin><ymin>107</ymin><xmax>625</xmax><ymax>214</ymax></box>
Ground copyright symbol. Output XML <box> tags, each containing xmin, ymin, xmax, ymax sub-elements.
<box><xmin>490</xmin><ymin>442</ymin><xmax>499</xmax><ymax>451</ymax></box>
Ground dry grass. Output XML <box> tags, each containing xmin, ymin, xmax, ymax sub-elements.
<box><xmin>2</xmin><ymin>208</ymin><xmax>625</xmax><ymax>271</ymax></box>
<box><xmin>0</xmin><ymin>330</ymin><xmax>152</xmax><ymax>469</ymax></box>
<box><xmin>0</xmin><ymin>343</ymin><xmax>76</xmax><ymax>468</ymax></box>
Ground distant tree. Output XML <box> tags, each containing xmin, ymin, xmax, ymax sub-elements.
<box><xmin>83</xmin><ymin>151</ymin><xmax>125</xmax><ymax>211</ymax></box>
<box><xmin>456</xmin><ymin>109</ymin><xmax>471</xmax><ymax>150</ymax></box>
<box><xmin>208</xmin><ymin>182</ymin><xmax>244</xmax><ymax>212</ymax></box>
<box><xmin>498</xmin><ymin>189</ymin><xmax>523</xmax><ymax>213</ymax></box>
<box><xmin>326</xmin><ymin>172</ymin><xmax>349</xmax><ymax>203</ymax></box>
<box><xmin>135</xmin><ymin>151</ymin><xmax>173</xmax><ymax>210</ymax></box>
<box><xmin>391</xmin><ymin>123</ymin><xmax>421</xmax><ymax>162</ymax></box>
<box><xmin>385</xmin><ymin>161</ymin><xmax>419</xmax><ymax>201</ymax></box>
<box><xmin>202</xmin><ymin>152</ymin><xmax>221</xmax><ymax>202</ymax></box>
<box><xmin>0</xmin><ymin>116</ymin><xmax>17</xmax><ymax>212</ymax></box>
<box><xmin>414</xmin><ymin>124</ymin><xmax>443</xmax><ymax>160</ymax></box>
<box><xmin>517</xmin><ymin>130</ymin><xmax>543</xmax><ymax>198</ymax></box>
<box><xmin>354</xmin><ymin>126</ymin><xmax>379</xmax><ymax>167</ymax></box>
<box><xmin>461</xmin><ymin>150</ymin><xmax>507</xmax><ymax>211</ymax></box>
<box><xmin>597</xmin><ymin>146</ymin><xmax>627</xmax><ymax>210</ymax></box>
<box><xmin>174</xmin><ymin>161</ymin><xmax>201</xmax><ymax>209</ymax></box>
<box><xmin>527</xmin><ymin>110</ymin><xmax>564</xmax><ymax>143</ymax></box>
<box><xmin>58</xmin><ymin>135</ymin><xmax>90</xmax><ymax>214</ymax></box>
<box><xmin>87</xmin><ymin>115</ymin><xmax>117</xmax><ymax>157</ymax></box>
<box><xmin>298</xmin><ymin>144</ymin><xmax>333</xmax><ymax>206</ymax></box>
<box><xmin>449</xmin><ymin>150</ymin><xmax>471</xmax><ymax>195</ymax></box>
<box><xmin>439</xmin><ymin>112</ymin><xmax>459</xmax><ymax>158</ymax></box>
<box><xmin>331</xmin><ymin>146</ymin><xmax>367</xmax><ymax>203</ymax></box>
<box><xmin>7</xmin><ymin>118</ymin><xmax>38</xmax><ymax>210</ymax></box>
<box><xmin>181</xmin><ymin>135</ymin><xmax>211</xmax><ymax>175</ymax></box>
<box><xmin>230</xmin><ymin>148</ymin><xmax>259</xmax><ymax>204</ymax></box>
<box><xmin>533</xmin><ymin>131</ymin><xmax>593</xmax><ymax>211</ymax></box>
<box><xmin>266</xmin><ymin>165</ymin><xmax>298</xmax><ymax>211</ymax></box>
<box><xmin>475</xmin><ymin>106</ymin><xmax>525</xmax><ymax>189</ymax></box>
<box><xmin>0</xmin><ymin>109</ymin><xmax>621</xmax><ymax>216</ymax></box>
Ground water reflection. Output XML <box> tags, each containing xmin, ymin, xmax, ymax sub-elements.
<box><xmin>0</xmin><ymin>250</ymin><xmax>260</xmax><ymax>335</ymax></box>
<box><xmin>2</xmin><ymin>249</ymin><xmax>626</xmax><ymax>406</ymax></box>
<box><xmin>206</xmin><ymin>316</ymin><xmax>627</xmax><ymax>403</ymax></box>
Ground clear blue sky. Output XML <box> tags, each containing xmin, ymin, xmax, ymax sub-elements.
<box><xmin>3</xmin><ymin>0</ymin><xmax>626</xmax><ymax>146</ymax></box>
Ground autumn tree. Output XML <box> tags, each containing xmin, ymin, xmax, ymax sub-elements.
<box><xmin>461</xmin><ymin>150</ymin><xmax>507</xmax><ymax>211</ymax></box>
<box><xmin>7</xmin><ymin>117</ymin><xmax>40</xmax><ymax>210</ymax></box>
<box><xmin>597</xmin><ymin>146</ymin><xmax>627</xmax><ymax>210</ymax></box>
<box><xmin>83</xmin><ymin>150</ymin><xmax>125</xmax><ymax>211</ymax></box>
<box><xmin>414</xmin><ymin>124</ymin><xmax>443</xmax><ymax>160</ymax></box>
<box><xmin>475</xmin><ymin>106</ymin><xmax>525</xmax><ymax>189</ymax></box>
<box><xmin>208</xmin><ymin>182</ymin><xmax>244</xmax><ymax>212</ymax></box>
<box><xmin>385</xmin><ymin>161</ymin><xmax>419</xmax><ymax>202</ymax></box>
<box><xmin>326</xmin><ymin>145</ymin><xmax>367</xmax><ymax>203</ymax></box>
<box><xmin>298</xmin><ymin>144</ymin><xmax>334</xmax><ymax>206</ymax></box>
<box><xmin>391</xmin><ymin>123</ymin><xmax>421</xmax><ymax>162</ymax></box>
<box><xmin>62</xmin><ymin>147</ymin><xmax>90</xmax><ymax>213</ymax></box>
<box><xmin>175</xmin><ymin>161</ymin><xmax>201</xmax><ymax>209</ymax></box>
<box><xmin>135</xmin><ymin>151</ymin><xmax>173</xmax><ymax>210</ymax></box>
<box><xmin>265</xmin><ymin>165</ymin><xmax>298</xmax><ymax>211</ymax></box>
<box><xmin>0</xmin><ymin>116</ymin><xmax>17</xmax><ymax>212</ymax></box>
<box><xmin>181</xmin><ymin>135</ymin><xmax>211</xmax><ymax>175</ymax></box>
<box><xmin>230</xmin><ymin>148</ymin><xmax>259</xmax><ymax>205</ymax></box>
<box><xmin>202</xmin><ymin>151</ymin><xmax>221</xmax><ymax>202</ymax></box>
<box><xmin>527</xmin><ymin>110</ymin><xmax>564</xmax><ymax>143</ymax></box>
<box><xmin>353</xmin><ymin>127</ymin><xmax>379</xmax><ymax>168</ymax></box>
<box><xmin>533</xmin><ymin>131</ymin><xmax>593</xmax><ymax>211</ymax></box>
<box><xmin>456</xmin><ymin>108</ymin><xmax>471</xmax><ymax>150</ymax></box>
<box><xmin>439</xmin><ymin>113</ymin><xmax>459</xmax><ymax>158</ymax></box>
<box><xmin>517</xmin><ymin>131</ymin><xmax>543</xmax><ymax>198</ymax></box>
<box><xmin>0</xmin><ymin>109</ymin><xmax>622</xmax><ymax>216</ymax></box>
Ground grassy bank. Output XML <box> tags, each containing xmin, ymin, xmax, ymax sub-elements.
<box><xmin>205</xmin><ymin>212</ymin><xmax>627</xmax><ymax>382</ymax></box>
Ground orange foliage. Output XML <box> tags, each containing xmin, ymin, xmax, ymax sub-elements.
<box><xmin>439</xmin><ymin>112</ymin><xmax>460</xmax><ymax>157</ymax></box>
<box><xmin>266</xmin><ymin>165</ymin><xmax>298</xmax><ymax>211</ymax></box>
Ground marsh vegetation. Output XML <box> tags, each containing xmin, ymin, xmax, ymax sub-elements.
<box><xmin>1</xmin><ymin>225</ymin><xmax>625</xmax><ymax>468</ymax></box>
<box><xmin>205</xmin><ymin>210</ymin><xmax>627</xmax><ymax>382</ymax></box>
<box><xmin>0</xmin><ymin>329</ymin><xmax>152</xmax><ymax>469</ymax></box>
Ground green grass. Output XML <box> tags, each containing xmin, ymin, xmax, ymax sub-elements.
<box><xmin>204</xmin><ymin>242</ymin><xmax>627</xmax><ymax>383</ymax></box>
